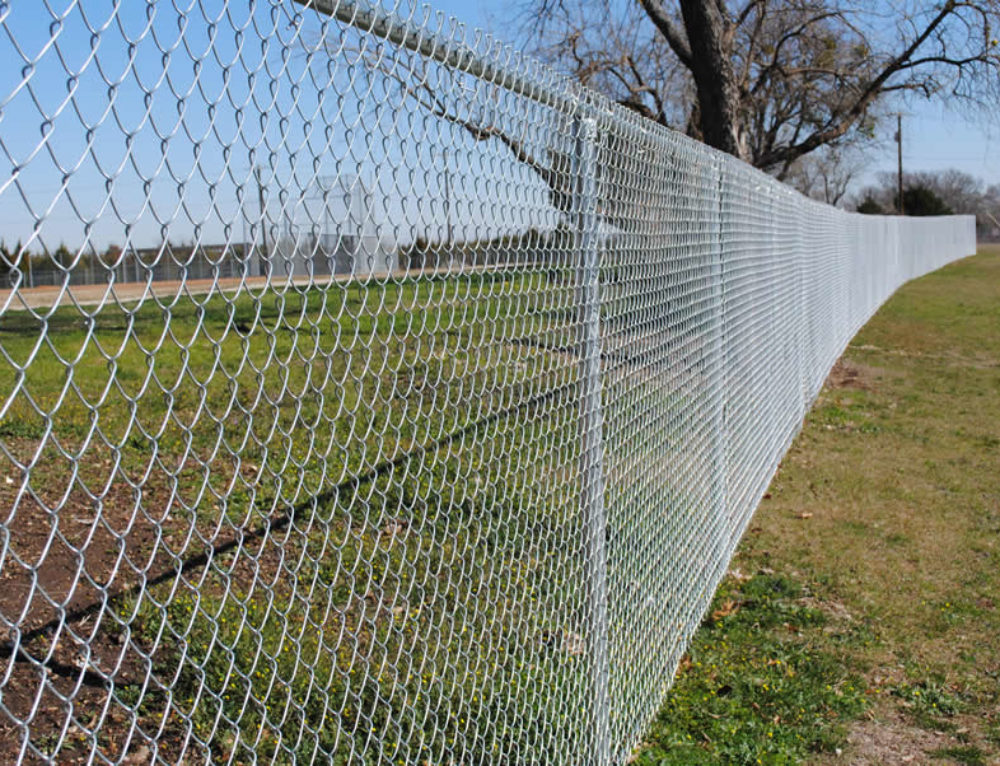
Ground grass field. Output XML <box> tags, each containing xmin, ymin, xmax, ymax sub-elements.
<box><xmin>1</xmin><ymin>246</ymin><xmax>993</xmax><ymax>764</ymax></box>
<box><xmin>637</xmin><ymin>246</ymin><xmax>1000</xmax><ymax>765</ymax></box>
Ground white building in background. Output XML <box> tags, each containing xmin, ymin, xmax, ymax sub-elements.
<box><xmin>256</xmin><ymin>173</ymin><xmax>397</xmax><ymax>279</ymax></box>
<box><xmin>320</xmin><ymin>174</ymin><xmax>397</xmax><ymax>276</ymax></box>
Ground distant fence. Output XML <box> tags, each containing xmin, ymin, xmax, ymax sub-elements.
<box><xmin>0</xmin><ymin>1</ymin><xmax>975</xmax><ymax>764</ymax></box>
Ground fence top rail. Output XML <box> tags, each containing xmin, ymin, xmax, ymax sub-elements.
<box><xmin>295</xmin><ymin>0</ymin><xmax>582</xmax><ymax>114</ymax></box>
<box><xmin>294</xmin><ymin>0</ymin><xmax>743</xmax><ymax>174</ymax></box>
<box><xmin>292</xmin><ymin>2</ymin><xmax>979</xmax><ymax>225</ymax></box>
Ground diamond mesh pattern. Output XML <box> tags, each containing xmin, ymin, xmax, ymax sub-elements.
<box><xmin>0</xmin><ymin>1</ymin><xmax>976</xmax><ymax>763</ymax></box>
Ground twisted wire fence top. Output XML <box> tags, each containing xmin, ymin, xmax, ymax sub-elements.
<box><xmin>0</xmin><ymin>0</ymin><xmax>976</xmax><ymax>764</ymax></box>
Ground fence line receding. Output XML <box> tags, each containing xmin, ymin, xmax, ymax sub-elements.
<box><xmin>0</xmin><ymin>0</ymin><xmax>975</xmax><ymax>763</ymax></box>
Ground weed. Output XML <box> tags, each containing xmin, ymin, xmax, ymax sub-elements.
<box><xmin>891</xmin><ymin>677</ymin><xmax>964</xmax><ymax>732</ymax></box>
<box><xmin>929</xmin><ymin>745</ymin><xmax>988</xmax><ymax>765</ymax></box>
<box><xmin>985</xmin><ymin>724</ymin><xmax>1000</xmax><ymax>748</ymax></box>
<box><xmin>0</xmin><ymin>417</ymin><xmax>44</xmax><ymax>440</ymax></box>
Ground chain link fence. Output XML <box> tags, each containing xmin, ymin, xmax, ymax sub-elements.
<box><xmin>0</xmin><ymin>0</ymin><xmax>975</xmax><ymax>763</ymax></box>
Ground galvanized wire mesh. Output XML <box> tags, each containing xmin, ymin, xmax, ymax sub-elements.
<box><xmin>0</xmin><ymin>0</ymin><xmax>976</xmax><ymax>763</ymax></box>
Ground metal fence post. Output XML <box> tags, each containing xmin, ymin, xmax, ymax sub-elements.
<box><xmin>574</xmin><ymin>114</ymin><xmax>609</xmax><ymax>766</ymax></box>
<box><xmin>711</xmin><ymin>159</ymin><xmax>729</xmax><ymax>569</ymax></box>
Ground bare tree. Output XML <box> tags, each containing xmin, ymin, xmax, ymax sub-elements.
<box><xmin>524</xmin><ymin>0</ymin><xmax>1000</xmax><ymax>177</ymax></box>
<box><xmin>333</xmin><ymin>35</ymin><xmax>677</xmax><ymax>233</ymax></box>
<box><xmin>784</xmin><ymin>145</ymin><xmax>867</xmax><ymax>205</ymax></box>
<box><xmin>908</xmin><ymin>168</ymin><xmax>987</xmax><ymax>213</ymax></box>
<box><xmin>342</xmin><ymin>40</ymin><xmax>578</xmax><ymax>217</ymax></box>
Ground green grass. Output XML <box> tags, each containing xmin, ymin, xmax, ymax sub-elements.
<box><xmin>636</xmin><ymin>246</ymin><xmax>1000</xmax><ymax>764</ymax></box>
<box><xmin>0</xmin><ymin>270</ymin><xmax>604</xmax><ymax>761</ymax></box>
<box><xmin>114</xmin><ymin>447</ymin><xmax>592</xmax><ymax>763</ymax></box>
<box><xmin>5</xmin><ymin>247</ymin><xmax>997</xmax><ymax>763</ymax></box>
<box><xmin>0</xmin><ymin>272</ymin><xmax>577</xmax><ymax>487</ymax></box>
<box><xmin>929</xmin><ymin>746</ymin><xmax>990</xmax><ymax>766</ymax></box>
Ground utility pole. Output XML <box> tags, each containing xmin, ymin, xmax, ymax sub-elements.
<box><xmin>896</xmin><ymin>113</ymin><xmax>904</xmax><ymax>215</ymax></box>
<box><xmin>254</xmin><ymin>165</ymin><xmax>269</xmax><ymax>276</ymax></box>
<box><xmin>443</xmin><ymin>147</ymin><xmax>454</xmax><ymax>266</ymax></box>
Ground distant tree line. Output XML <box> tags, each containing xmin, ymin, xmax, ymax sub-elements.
<box><xmin>853</xmin><ymin>170</ymin><xmax>1000</xmax><ymax>238</ymax></box>
<box><xmin>0</xmin><ymin>241</ymin><xmax>85</xmax><ymax>285</ymax></box>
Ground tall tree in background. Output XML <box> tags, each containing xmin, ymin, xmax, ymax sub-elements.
<box><xmin>855</xmin><ymin>168</ymin><xmax>1000</xmax><ymax>225</ymax></box>
<box><xmin>524</xmin><ymin>0</ymin><xmax>1000</xmax><ymax>177</ymax></box>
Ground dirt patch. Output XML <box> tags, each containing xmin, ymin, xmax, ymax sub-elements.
<box><xmin>817</xmin><ymin>704</ymin><xmax>999</xmax><ymax>766</ymax></box>
<box><xmin>825</xmin><ymin>359</ymin><xmax>881</xmax><ymax>391</ymax></box>
<box><xmin>0</xmin><ymin>437</ymin><xmax>291</xmax><ymax>762</ymax></box>
<box><xmin>797</xmin><ymin>595</ymin><xmax>854</xmax><ymax>624</ymax></box>
<box><xmin>834</xmin><ymin>711</ymin><xmax>955</xmax><ymax>765</ymax></box>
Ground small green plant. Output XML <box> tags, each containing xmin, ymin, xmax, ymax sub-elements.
<box><xmin>890</xmin><ymin>677</ymin><xmax>965</xmax><ymax>732</ymax></box>
<box><xmin>985</xmin><ymin>723</ymin><xmax>1000</xmax><ymax>748</ymax></box>
<box><xmin>929</xmin><ymin>745</ymin><xmax>988</xmax><ymax>766</ymax></box>
<box><xmin>0</xmin><ymin>417</ymin><xmax>44</xmax><ymax>440</ymax></box>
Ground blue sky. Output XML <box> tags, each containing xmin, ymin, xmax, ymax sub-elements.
<box><xmin>884</xmin><ymin>105</ymin><xmax>999</xmax><ymax>188</ymax></box>
<box><xmin>0</xmin><ymin>0</ymin><xmax>564</xmax><ymax>256</ymax></box>
<box><xmin>0</xmin><ymin>0</ymin><xmax>995</xmax><ymax>258</ymax></box>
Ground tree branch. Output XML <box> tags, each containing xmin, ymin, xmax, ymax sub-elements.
<box><xmin>637</xmin><ymin>0</ymin><xmax>694</xmax><ymax>69</ymax></box>
<box><xmin>734</xmin><ymin>0</ymin><xmax>766</xmax><ymax>29</ymax></box>
<box><xmin>400</xmin><ymin>80</ymin><xmax>558</xmax><ymax>192</ymax></box>
<box><xmin>758</xmin><ymin>0</ymin><xmax>976</xmax><ymax>170</ymax></box>
<box><xmin>749</xmin><ymin>10</ymin><xmax>848</xmax><ymax>96</ymax></box>
<box><xmin>625</xmin><ymin>55</ymin><xmax>670</xmax><ymax>125</ymax></box>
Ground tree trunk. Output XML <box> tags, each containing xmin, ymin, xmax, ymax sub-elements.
<box><xmin>678</xmin><ymin>0</ymin><xmax>744</xmax><ymax>159</ymax></box>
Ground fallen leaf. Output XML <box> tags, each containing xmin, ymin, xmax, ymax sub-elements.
<box><xmin>711</xmin><ymin>599</ymin><xmax>741</xmax><ymax>621</ymax></box>
<box><xmin>383</xmin><ymin>519</ymin><xmax>408</xmax><ymax>536</ymax></box>
<box><xmin>728</xmin><ymin>568</ymin><xmax>752</xmax><ymax>583</ymax></box>
<box><xmin>123</xmin><ymin>745</ymin><xmax>151</xmax><ymax>764</ymax></box>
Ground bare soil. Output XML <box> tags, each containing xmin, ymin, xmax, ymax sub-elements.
<box><xmin>0</xmin><ymin>436</ymin><xmax>290</xmax><ymax>762</ymax></box>
<box><xmin>825</xmin><ymin>359</ymin><xmax>881</xmax><ymax>391</ymax></box>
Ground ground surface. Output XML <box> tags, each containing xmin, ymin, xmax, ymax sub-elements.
<box><xmin>0</xmin><ymin>264</ymin><xmax>510</xmax><ymax>311</ymax></box>
<box><xmin>638</xmin><ymin>246</ymin><xmax>1000</xmax><ymax>764</ymax></box>
<box><xmin>2</xmin><ymin>249</ymin><xmax>996</xmax><ymax>763</ymax></box>
<box><xmin>0</xmin><ymin>269</ymin><xmax>594</xmax><ymax>762</ymax></box>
